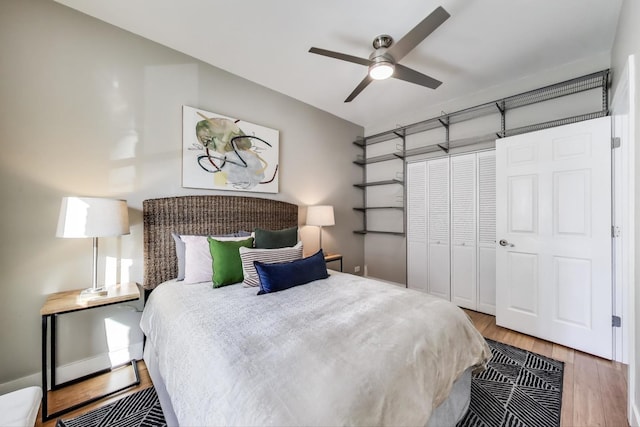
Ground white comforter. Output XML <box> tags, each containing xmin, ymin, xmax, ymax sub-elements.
<box><xmin>140</xmin><ymin>272</ymin><xmax>490</xmax><ymax>426</ymax></box>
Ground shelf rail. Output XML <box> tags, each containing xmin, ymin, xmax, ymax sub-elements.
<box><xmin>359</xmin><ymin>69</ymin><xmax>609</xmax><ymax>146</ymax></box>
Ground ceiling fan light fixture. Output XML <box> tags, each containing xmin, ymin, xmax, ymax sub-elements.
<box><xmin>369</xmin><ymin>61</ymin><xmax>395</xmax><ymax>80</ymax></box>
<box><xmin>308</xmin><ymin>6</ymin><xmax>449</xmax><ymax>101</ymax></box>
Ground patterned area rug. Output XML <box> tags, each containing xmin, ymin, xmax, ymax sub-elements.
<box><xmin>56</xmin><ymin>387</ymin><xmax>165</xmax><ymax>427</ymax></box>
<box><xmin>457</xmin><ymin>338</ymin><xmax>564</xmax><ymax>427</ymax></box>
<box><xmin>57</xmin><ymin>339</ymin><xmax>563</xmax><ymax>427</ymax></box>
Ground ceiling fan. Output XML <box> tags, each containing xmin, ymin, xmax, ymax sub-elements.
<box><xmin>309</xmin><ymin>6</ymin><xmax>450</xmax><ymax>102</ymax></box>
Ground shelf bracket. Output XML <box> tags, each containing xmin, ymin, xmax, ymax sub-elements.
<box><xmin>436</xmin><ymin>144</ymin><xmax>450</xmax><ymax>153</ymax></box>
<box><xmin>601</xmin><ymin>71</ymin><xmax>609</xmax><ymax>112</ymax></box>
<box><xmin>495</xmin><ymin>101</ymin><xmax>506</xmax><ymax>135</ymax></box>
<box><xmin>437</xmin><ymin>116</ymin><xmax>450</xmax><ymax>153</ymax></box>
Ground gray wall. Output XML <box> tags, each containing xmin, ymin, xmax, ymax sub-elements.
<box><xmin>611</xmin><ymin>0</ymin><xmax>640</xmax><ymax>423</ymax></box>
<box><xmin>0</xmin><ymin>0</ymin><xmax>363</xmax><ymax>389</ymax></box>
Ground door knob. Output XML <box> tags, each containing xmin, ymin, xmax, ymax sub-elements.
<box><xmin>499</xmin><ymin>239</ymin><xmax>514</xmax><ymax>247</ymax></box>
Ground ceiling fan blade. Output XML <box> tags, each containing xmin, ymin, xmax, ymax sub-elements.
<box><xmin>388</xmin><ymin>6</ymin><xmax>450</xmax><ymax>61</ymax></box>
<box><xmin>393</xmin><ymin>64</ymin><xmax>442</xmax><ymax>89</ymax></box>
<box><xmin>309</xmin><ymin>47</ymin><xmax>371</xmax><ymax>67</ymax></box>
<box><xmin>345</xmin><ymin>75</ymin><xmax>373</xmax><ymax>102</ymax></box>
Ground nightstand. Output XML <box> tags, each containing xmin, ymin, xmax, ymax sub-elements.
<box><xmin>324</xmin><ymin>253</ymin><xmax>343</xmax><ymax>272</ymax></box>
<box><xmin>40</xmin><ymin>282</ymin><xmax>141</xmax><ymax>421</ymax></box>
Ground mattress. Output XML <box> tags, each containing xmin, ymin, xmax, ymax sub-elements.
<box><xmin>140</xmin><ymin>272</ymin><xmax>490</xmax><ymax>426</ymax></box>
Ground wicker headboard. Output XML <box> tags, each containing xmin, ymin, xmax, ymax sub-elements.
<box><xmin>143</xmin><ymin>195</ymin><xmax>298</xmax><ymax>290</ymax></box>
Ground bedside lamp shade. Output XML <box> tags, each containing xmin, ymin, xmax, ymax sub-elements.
<box><xmin>57</xmin><ymin>197</ymin><xmax>129</xmax><ymax>238</ymax></box>
<box><xmin>57</xmin><ymin>197</ymin><xmax>130</xmax><ymax>296</ymax></box>
<box><xmin>306</xmin><ymin>205</ymin><xmax>335</xmax><ymax>252</ymax></box>
<box><xmin>306</xmin><ymin>205</ymin><xmax>335</xmax><ymax>227</ymax></box>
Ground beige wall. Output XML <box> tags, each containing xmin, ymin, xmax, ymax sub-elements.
<box><xmin>0</xmin><ymin>0</ymin><xmax>363</xmax><ymax>388</ymax></box>
<box><xmin>611</xmin><ymin>0</ymin><xmax>640</xmax><ymax>423</ymax></box>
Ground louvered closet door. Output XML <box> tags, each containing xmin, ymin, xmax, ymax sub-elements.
<box><xmin>477</xmin><ymin>151</ymin><xmax>496</xmax><ymax>315</ymax></box>
<box><xmin>450</xmin><ymin>154</ymin><xmax>477</xmax><ymax>309</ymax></box>
<box><xmin>406</xmin><ymin>161</ymin><xmax>428</xmax><ymax>292</ymax></box>
<box><xmin>426</xmin><ymin>158</ymin><xmax>450</xmax><ymax>300</ymax></box>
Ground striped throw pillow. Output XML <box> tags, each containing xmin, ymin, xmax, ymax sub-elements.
<box><xmin>239</xmin><ymin>242</ymin><xmax>303</xmax><ymax>287</ymax></box>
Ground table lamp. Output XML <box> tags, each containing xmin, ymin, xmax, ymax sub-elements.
<box><xmin>56</xmin><ymin>197</ymin><xmax>130</xmax><ymax>296</ymax></box>
<box><xmin>306</xmin><ymin>205</ymin><xmax>335</xmax><ymax>252</ymax></box>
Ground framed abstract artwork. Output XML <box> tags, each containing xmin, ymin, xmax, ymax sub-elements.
<box><xmin>182</xmin><ymin>106</ymin><xmax>279</xmax><ymax>193</ymax></box>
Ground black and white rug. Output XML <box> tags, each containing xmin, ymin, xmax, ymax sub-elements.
<box><xmin>57</xmin><ymin>340</ymin><xmax>563</xmax><ymax>427</ymax></box>
<box><xmin>457</xmin><ymin>338</ymin><xmax>564</xmax><ymax>427</ymax></box>
<box><xmin>56</xmin><ymin>386</ymin><xmax>165</xmax><ymax>427</ymax></box>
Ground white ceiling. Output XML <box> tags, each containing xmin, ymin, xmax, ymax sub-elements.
<box><xmin>54</xmin><ymin>0</ymin><xmax>622</xmax><ymax>135</ymax></box>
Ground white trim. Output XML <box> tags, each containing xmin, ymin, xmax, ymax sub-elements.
<box><xmin>611</xmin><ymin>59</ymin><xmax>633</xmax><ymax>363</ymax></box>
<box><xmin>610</xmin><ymin>53</ymin><xmax>637</xmax><ymax>425</ymax></box>
<box><xmin>0</xmin><ymin>342</ymin><xmax>143</xmax><ymax>395</ymax></box>
<box><xmin>629</xmin><ymin>54</ymin><xmax>638</xmax><ymax>427</ymax></box>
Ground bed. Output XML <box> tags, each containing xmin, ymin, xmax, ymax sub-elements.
<box><xmin>140</xmin><ymin>195</ymin><xmax>490</xmax><ymax>426</ymax></box>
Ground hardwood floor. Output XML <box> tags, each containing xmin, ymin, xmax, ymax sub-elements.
<box><xmin>35</xmin><ymin>312</ymin><xmax>629</xmax><ymax>427</ymax></box>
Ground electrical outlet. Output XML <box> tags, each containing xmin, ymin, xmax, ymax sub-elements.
<box><xmin>354</xmin><ymin>265</ymin><xmax>361</xmax><ymax>273</ymax></box>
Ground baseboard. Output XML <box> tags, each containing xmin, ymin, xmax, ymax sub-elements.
<box><xmin>0</xmin><ymin>342</ymin><xmax>143</xmax><ymax>395</ymax></box>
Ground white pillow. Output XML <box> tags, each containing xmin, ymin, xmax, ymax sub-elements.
<box><xmin>182</xmin><ymin>234</ymin><xmax>253</xmax><ymax>284</ymax></box>
<box><xmin>239</xmin><ymin>242</ymin><xmax>303</xmax><ymax>287</ymax></box>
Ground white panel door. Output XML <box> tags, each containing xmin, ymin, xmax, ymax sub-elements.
<box><xmin>477</xmin><ymin>151</ymin><xmax>497</xmax><ymax>315</ymax></box>
<box><xmin>427</xmin><ymin>158</ymin><xmax>450</xmax><ymax>300</ymax></box>
<box><xmin>407</xmin><ymin>161</ymin><xmax>428</xmax><ymax>292</ymax></box>
<box><xmin>450</xmin><ymin>154</ymin><xmax>477</xmax><ymax>309</ymax></box>
<box><xmin>496</xmin><ymin>117</ymin><xmax>612</xmax><ymax>359</ymax></box>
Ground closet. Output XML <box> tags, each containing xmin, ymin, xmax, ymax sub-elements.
<box><xmin>407</xmin><ymin>151</ymin><xmax>496</xmax><ymax>315</ymax></box>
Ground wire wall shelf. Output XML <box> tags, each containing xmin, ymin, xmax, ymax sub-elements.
<box><xmin>353</xmin><ymin>230</ymin><xmax>406</xmax><ymax>236</ymax></box>
<box><xmin>498</xmin><ymin>110</ymin><xmax>608</xmax><ymax>138</ymax></box>
<box><xmin>353</xmin><ymin>152</ymin><xmax>404</xmax><ymax>165</ymax></box>
<box><xmin>354</xmin><ymin>178</ymin><xmax>403</xmax><ymax>188</ymax></box>
<box><xmin>358</xmin><ymin>69</ymin><xmax>609</xmax><ymax>146</ymax></box>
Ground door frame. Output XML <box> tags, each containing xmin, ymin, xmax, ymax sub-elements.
<box><xmin>611</xmin><ymin>54</ymin><xmax>637</xmax><ymax>422</ymax></box>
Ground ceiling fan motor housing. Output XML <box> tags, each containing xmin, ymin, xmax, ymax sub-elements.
<box><xmin>368</xmin><ymin>54</ymin><xmax>395</xmax><ymax>80</ymax></box>
<box><xmin>369</xmin><ymin>34</ymin><xmax>395</xmax><ymax>79</ymax></box>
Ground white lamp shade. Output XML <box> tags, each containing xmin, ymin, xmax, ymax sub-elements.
<box><xmin>306</xmin><ymin>205</ymin><xmax>335</xmax><ymax>227</ymax></box>
<box><xmin>57</xmin><ymin>197</ymin><xmax>130</xmax><ymax>238</ymax></box>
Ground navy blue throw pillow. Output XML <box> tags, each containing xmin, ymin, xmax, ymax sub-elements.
<box><xmin>255</xmin><ymin>250</ymin><xmax>329</xmax><ymax>295</ymax></box>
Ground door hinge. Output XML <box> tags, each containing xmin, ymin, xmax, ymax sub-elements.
<box><xmin>612</xmin><ymin>315</ymin><xmax>621</xmax><ymax>327</ymax></box>
<box><xmin>612</xmin><ymin>137</ymin><xmax>621</xmax><ymax>149</ymax></box>
<box><xmin>612</xmin><ymin>225</ymin><xmax>621</xmax><ymax>238</ymax></box>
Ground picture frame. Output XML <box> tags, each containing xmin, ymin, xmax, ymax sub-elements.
<box><xmin>182</xmin><ymin>106</ymin><xmax>279</xmax><ymax>193</ymax></box>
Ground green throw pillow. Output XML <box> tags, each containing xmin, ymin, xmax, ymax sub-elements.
<box><xmin>208</xmin><ymin>237</ymin><xmax>254</xmax><ymax>287</ymax></box>
<box><xmin>254</xmin><ymin>226</ymin><xmax>298</xmax><ymax>249</ymax></box>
